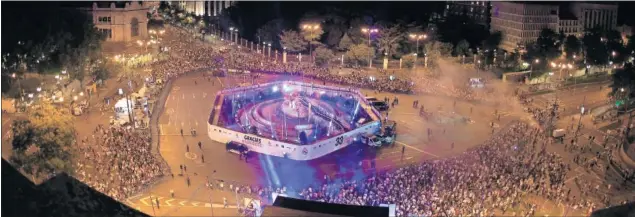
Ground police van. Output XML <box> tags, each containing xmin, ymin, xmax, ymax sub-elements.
<box><xmin>225</xmin><ymin>141</ymin><xmax>251</xmax><ymax>156</ymax></box>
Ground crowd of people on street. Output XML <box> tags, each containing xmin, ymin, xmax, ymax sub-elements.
<box><xmin>203</xmin><ymin>121</ymin><xmax>628</xmax><ymax>216</ymax></box>
<box><xmin>74</xmin><ymin>124</ymin><xmax>165</xmax><ymax>201</ymax></box>
<box><xmin>147</xmin><ymin>26</ymin><xmax>496</xmax><ymax>101</ymax></box>
<box><xmin>79</xmin><ymin>24</ymin><xmax>634</xmax><ymax>216</ymax></box>
<box><xmin>290</xmin><ymin>122</ymin><xmax>592</xmax><ymax>216</ymax></box>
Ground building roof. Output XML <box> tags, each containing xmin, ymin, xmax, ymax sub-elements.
<box><xmin>559</xmin><ymin>9</ymin><xmax>578</xmax><ymax>20</ymax></box>
<box><xmin>2</xmin><ymin>159</ymin><xmax>149</xmax><ymax>217</ymax></box>
<box><xmin>269</xmin><ymin>196</ymin><xmax>390</xmax><ymax>217</ymax></box>
<box><xmin>590</xmin><ymin>202</ymin><xmax>635</xmax><ymax>217</ymax></box>
<box><xmin>262</xmin><ymin>206</ymin><xmax>351</xmax><ymax>217</ymax></box>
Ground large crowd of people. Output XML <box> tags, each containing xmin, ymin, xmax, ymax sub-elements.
<box><xmin>148</xmin><ymin>26</ymin><xmax>494</xmax><ymax>100</ymax></box>
<box><xmin>203</xmin><ymin>121</ymin><xmax>632</xmax><ymax>216</ymax></box>
<box><xmin>75</xmin><ymin>23</ymin><xmax>632</xmax><ymax>215</ymax></box>
<box><xmin>74</xmin><ymin>125</ymin><xmax>165</xmax><ymax>201</ymax></box>
<box><xmin>294</xmin><ymin>122</ymin><xmax>577</xmax><ymax>216</ymax></box>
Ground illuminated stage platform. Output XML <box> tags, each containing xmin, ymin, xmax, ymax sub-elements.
<box><xmin>208</xmin><ymin>81</ymin><xmax>382</xmax><ymax>160</ymax></box>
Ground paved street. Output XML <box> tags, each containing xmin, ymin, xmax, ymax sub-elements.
<box><xmin>529</xmin><ymin>82</ymin><xmax>611</xmax><ymax>116</ymax></box>
<box><xmin>525</xmin><ymin>81</ymin><xmax>635</xmax><ymax>205</ymax></box>
<box><xmin>141</xmin><ymin>71</ymin><xmax>524</xmax><ymax>216</ymax></box>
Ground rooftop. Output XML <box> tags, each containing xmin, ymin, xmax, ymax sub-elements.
<box><xmin>265</xmin><ymin>196</ymin><xmax>390</xmax><ymax>217</ymax></box>
<box><xmin>559</xmin><ymin>8</ymin><xmax>578</xmax><ymax>20</ymax></box>
<box><xmin>2</xmin><ymin>159</ymin><xmax>149</xmax><ymax>217</ymax></box>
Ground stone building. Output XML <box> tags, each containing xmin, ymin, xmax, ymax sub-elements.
<box><xmin>84</xmin><ymin>2</ymin><xmax>154</xmax><ymax>42</ymax></box>
<box><xmin>558</xmin><ymin>10</ymin><xmax>581</xmax><ymax>37</ymax></box>
<box><xmin>569</xmin><ymin>2</ymin><xmax>618</xmax><ymax>32</ymax></box>
<box><xmin>490</xmin><ymin>2</ymin><xmax>560</xmax><ymax>52</ymax></box>
<box><xmin>169</xmin><ymin>1</ymin><xmax>235</xmax><ymax>17</ymax></box>
<box><xmin>444</xmin><ymin>1</ymin><xmax>491</xmax><ymax>27</ymax></box>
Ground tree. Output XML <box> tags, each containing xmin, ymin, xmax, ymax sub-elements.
<box><xmin>255</xmin><ymin>19</ymin><xmax>284</xmax><ymax>45</ymax></box>
<box><xmin>337</xmin><ymin>33</ymin><xmax>354</xmax><ymax>52</ymax></box>
<box><xmin>321</xmin><ymin>8</ymin><xmax>350</xmax><ymax>47</ymax></box>
<box><xmin>424</xmin><ymin>41</ymin><xmax>452</xmax><ymax>59</ymax></box>
<box><xmin>533</xmin><ymin>28</ymin><xmax>562</xmax><ymax>60</ymax></box>
<box><xmin>401</xmin><ymin>54</ymin><xmax>416</xmax><ymax>68</ymax></box>
<box><xmin>609</xmin><ymin>63</ymin><xmax>635</xmax><ymax>98</ymax></box>
<box><xmin>606</xmin><ymin>30</ymin><xmax>626</xmax><ymax>64</ymax></box>
<box><xmin>484</xmin><ymin>31</ymin><xmax>502</xmax><ymax>50</ymax></box>
<box><xmin>10</xmin><ymin>101</ymin><xmax>76</xmax><ymax>179</ymax></box>
<box><xmin>564</xmin><ymin>35</ymin><xmax>581</xmax><ymax>60</ymax></box>
<box><xmin>279</xmin><ymin>30</ymin><xmax>307</xmax><ymax>52</ymax></box>
<box><xmin>314</xmin><ymin>47</ymin><xmax>335</xmax><ymax>66</ymax></box>
<box><xmin>376</xmin><ymin>23</ymin><xmax>405</xmax><ymax>57</ymax></box>
<box><xmin>626</xmin><ymin>35</ymin><xmax>635</xmax><ymax>56</ymax></box>
<box><xmin>346</xmin><ymin>44</ymin><xmax>374</xmax><ymax>66</ymax></box>
<box><xmin>91</xmin><ymin>62</ymin><xmax>111</xmax><ymax>82</ymax></box>
<box><xmin>582</xmin><ymin>27</ymin><xmax>609</xmax><ymax>66</ymax></box>
<box><xmin>454</xmin><ymin>39</ymin><xmax>470</xmax><ymax>56</ymax></box>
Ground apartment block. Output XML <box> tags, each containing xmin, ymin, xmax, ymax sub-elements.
<box><xmin>490</xmin><ymin>2</ymin><xmax>560</xmax><ymax>52</ymax></box>
<box><xmin>444</xmin><ymin>1</ymin><xmax>491</xmax><ymax>27</ymax></box>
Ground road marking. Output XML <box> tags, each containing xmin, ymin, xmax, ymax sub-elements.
<box><xmin>395</xmin><ymin>141</ymin><xmax>440</xmax><ymax>158</ymax></box>
<box><xmin>182</xmin><ymin>94</ymin><xmax>185</xmax><ymax>99</ymax></box>
<box><xmin>193</xmin><ymin>93</ymin><xmax>196</xmax><ymax>99</ymax></box>
<box><xmin>192</xmin><ymin>202</ymin><xmax>200</xmax><ymax>207</ymax></box>
<box><xmin>185</xmin><ymin>152</ymin><xmax>197</xmax><ymax>160</ymax></box>
<box><xmin>140</xmin><ymin>196</ymin><xmax>151</xmax><ymax>206</ymax></box>
<box><xmin>126</xmin><ymin>194</ymin><xmax>143</xmax><ymax>205</ymax></box>
<box><xmin>217</xmin><ymin>77</ymin><xmax>224</xmax><ymax>87</ymax></box>
<box><xmin>165</xmin><ymin>199</ymin><xmax>175</xmax><ymax>206</ymax></box>
<box><xmin>564</xmin><ymin>172</ymin><xmax>585</xmax><ymax>183</ymax></box>
<box><xmin>204</xmin><ymin>203</ymin><xmax>212</xmax><ymax>207</ymax></box>
<box><xmin>179</xmin><ymin>200</ymin><xmax>189</xmax><ymax>206</ymax></box>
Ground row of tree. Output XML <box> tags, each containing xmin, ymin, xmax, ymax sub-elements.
<box><xmin>524</xmin><ymin>27</ymin><xmax>635</xmax><ymax>68</ymax></box>
<box><xmin>2</xmin><ymin>4</ymin><xmax>106</xmax><ymax>94</ymax></box>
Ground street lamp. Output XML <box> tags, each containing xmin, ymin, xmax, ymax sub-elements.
<box><xmin>267</xmin><ymin>43</ymin><xmax>272</xmax><ymax>58</ymax></box>
<box><xmin>229</xmin><ymin>27</ymin><xmax>234</xmax><ymax>42</ymax></box>
<box><xmin>301</xmin><ymin>23</ymin><xmax>321</xmax><ymax>63</ymax></box>
<box><xmin>408</xmin><ymin>33</ymin><xmax>427</xmax><ymax>55</ymax></box>
<box><xmin>233</xmin><ymin>28</ymin><xmax>239</xmax><ymax>44</ymax></box>
<box><xmin>361</xmin><ymin>27</ymin><xmax>379</xmax><ymax>68</ymax></box>
<box><xmin>528</xmin><ymin>58</ymin><xmax>539</xmax><ymax>79</ymax></box>
<box><xmin>409</xmin><ymin>33</ymin><xmax>427</xmax><ymax>68</ymax></box>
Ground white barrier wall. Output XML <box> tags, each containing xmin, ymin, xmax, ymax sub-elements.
<box><xmin>208</xmin><ymin>120</ymin><xmax>381</xmax><ymax>161</ymax></box>
<box><xmin>208</xmin><ymin>80</ymin><xmax>383</xmax><ymax>160</ymax></box>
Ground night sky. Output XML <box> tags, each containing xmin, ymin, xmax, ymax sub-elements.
<box><xmin>1</xmin><ymin>1</ymin><xmax>634</xmax><ymax>52</ymax></box>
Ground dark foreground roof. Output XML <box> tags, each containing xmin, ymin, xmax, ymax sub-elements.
<box><xmin>265</xmin><ymin>196</ymin><xmax>389</xmax><ymax>217</ymax></box>
<box><xmin>1</xmin><ymin>159</ymin><xmax>149</xmax><ymax>217</ymax></box>
<box><xmin>590</xmin><ymin>202</ymin><xmax>635</xmax><ymax>217</ymax></box>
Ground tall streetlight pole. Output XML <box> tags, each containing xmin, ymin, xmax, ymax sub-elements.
<box><xmin>361</xmin><ymin>27</ymin><xmax>378</xmax><ymax>68</ymax></box>
<box><xmin>301</xmin><ymin>23</ymin><xmax>321</xmax><ymax>64</ymax></box>
<box><xmin>233</xmin><ymin>28</ymin><xmax>239</xmax><ymax>45</ymax></box>
<box><xmin>409</xmin><ymin>33</ymin><xmax>427</xmax><ymax>68</ymax></box>
<box><xmin>528</xmin><ymin>58</ymin><xmax>540</xmax><ymax>81</ymax></box>
<box><xmin>229</xmin><ymin>27</ymin><xmax>235</xmax><ymax>43</ymax></box>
